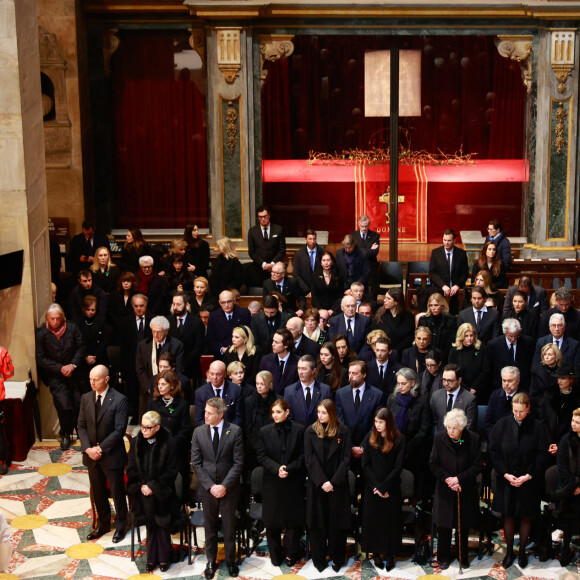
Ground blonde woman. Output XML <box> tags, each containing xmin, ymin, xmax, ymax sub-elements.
<box><xmin>91</xmin><ymin>246</ymin><xmax>120</xmax><ymax>294</ymax></box>
<box><xmin>209</xmin><ymin>237</ymin><xmax>243</xmax><ymax>294</ymax></box>
<box><xmin>222</xmin><ymin>326</ymin><xmax>260</xmax><ymax>384</ymax></box>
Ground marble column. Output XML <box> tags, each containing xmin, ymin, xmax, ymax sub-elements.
<box><xmin>0</xmin><ymin>0</ymin><xmax>53</xmax><ymax>421</ymax></box>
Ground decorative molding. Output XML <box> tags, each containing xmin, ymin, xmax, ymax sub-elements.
<box><xmin>188</xmin><ymin>28</ymin><xmax>205</xmax><ymax>67</ymax></box>
<box><xmin>216</xmin><ymin>28</ymin><xmax>241</xmax><ymax>83</ymax></box>
<box><xmin>103</xmin><ymin>29</ymin><xmax>120</xmax><ymax>77</ymax></box>
<box><xmin>225</xmin><ymin>101</ymin><xmax>238</xmax><ymax>155</ymax></box>
<box><xmin>259</xmin><ymin>34</ymin><xmax>295</xmax><ymax>83</ymax></box>
<box><xmin>551</xmin><ymin>30</ymin><xmax>575</xmax><ymax>94</ymax></box>
<box><xmin>495</xmin><ymin>35</ymin><xmax>533</xmax><ymax>94</ymax></box>
<box><xmin>554</xmin><ymin>101</ymin><xmax>568</xmax><ymax>155</ymax></box>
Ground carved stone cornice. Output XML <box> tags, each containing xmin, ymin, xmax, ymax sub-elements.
<box><xmin>551</xmin><ymin>30</ymin><xmax>576</xmax><ymax>95</ymax></box>
<box><xmin>259</xmin><ymin>34</ymin><xmax>294</xmax><ymax>83</ymax></box>
<box><xmin>103</xmin><ymin>30</ymin><xmax>120</xmax><ymax>77</ymax></box>
<box><xmin>495</xmin><ymin>35</ymin><xmax>533</xmax><ymax>94</ymax></box>
<box><xmin>189</xmin><ymin>28</ymin><xmax>205</xmax><ymax>69</ymax></box>
<box><xmin>216</xmin><ymin>28</ymin><xmax>242</xmax><ymax>84</ymax></box>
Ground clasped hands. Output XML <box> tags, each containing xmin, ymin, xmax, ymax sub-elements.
<box><xmin>373</xmin><ymin>487</ymin><xmax>389</xmax><ymax>499</ymax></box>
<box><xmin>210</xmin><ymin>484</ymin><xmax>227</xmax><ymax>498</ymax></box>
<box><xmin>504</xmin><ymin>473</ymin><xmax>531</xmax><ymax>487</ymax></box>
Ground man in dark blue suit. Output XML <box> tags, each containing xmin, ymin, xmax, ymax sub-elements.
<box><xmin>534</xmin><ymin>312</ymin><xmax>580</xmax><ymax>375</ymax></box>
<box><xmin>351</xmin><ymin>215</ymin><xmax>381</xmax><ymax>298</ymax></box>
<box><xmin>328</xmin><ymin>295</ymin><xmax>371</xmax><ymax>353</ymax></box>
<box><xmin>284</xmin><ymin>355</ymin><xmax>332</xmax><ymax>426</ymax></box>
<box><xmin>365</xmin><ymin>337</ymin><xmax>402</xmax><ymax>396</ymax></box>
<box><xmin>286</xmin><ymin>317</ymin><xmax>320</xmax><ymax>358</ymax></box>
<box><xmin>258</xmin><ymin>328</ymin><xmax>299</xmax><ymax>395</ymax></box>
<box><xmin>456</xmin><ymin>287</ymin><xmax>501</xmax><ymax>345</ymax></box>
<box><xmin>68</xmin><ymin>221</ymin><xmax>110</xmax><ymax>273</ymax></box>
<box><xmin>335</xmin><ymin>234</ymin><xmax>371</xmax><ymax>292</ymax></box>
<box><xmin>335</xmin><ymin>360</ymin><xmax>383</xmax><ymax>463</ymax></box>
<box><xmin>194</xmin><ymin>360</ymin><xmax>243</xmax><ymax>427</ymax></box>
<box><xmin>206</xmin><ymin>290</ymin><xmax>251</xmax><ymax>357</ymax></box>
<box><xmin>538</xmin><ymin>287</ymin><xmax>580</xmax><ymax>340</ymax></box>
<box><xmin>263</xmin><ymin>262</ymin><xmax>306</xmax><ymax>315</ymax></box>
<box><xmin>292</xmin><ymin>229</ymin><xmax>324</xmax><ymax>294</ymax></box>
<box><xmin>485</xmin><ymin>366</ymin><xmax>521</xmax><ymax>439</ymax></box>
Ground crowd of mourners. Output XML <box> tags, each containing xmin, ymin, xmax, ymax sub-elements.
<box><xmin>33</xmin><ymin>208</ymin><xmax>580</xmax><ymax>576</ymax></box>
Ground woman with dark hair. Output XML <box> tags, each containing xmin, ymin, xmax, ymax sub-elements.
<box><xmin>468</xmin><ymin>270</ymin><xmax>502</xmax><ymax>310</ymax></box>
<box><xmin>209</xmin><ymin>237</ymin><xmax>243</xmax><ymax>294</ymax></box>
<box><xmin>304</xmin><ymin>399</ymin><xmax>352</xmax><ymax>573</ymax></box>
<box><xmin>471</xmin><ymin>241</ymin><xmax>508</xmax><ymax>289</ymax></box>
<box><xmin>91</xmin><ymin>246</ymin><xmax>121</xmax><ymax>294</ymax></box>
<box><xmin>448</xmin><ymin>323</ymin><xmax>490</xmax><ymax>403</ymax></box>
<box><xmin>222</xmin><ymin>326</ymin><xmax>261</xmax><ymax>385</ymax></box>
<box><xmin>490</xmin><ymin>392</ymin><xmax>549</xmax><ymax>569</ymax></box>
<box><xmin>317</xmin><ymin>342</ymin><xmax>348</xmax><ymax>394</ymax></box>
<box><xmin>421</xmin><ymin>349</ymin><xmax>444</xmax><ymax>397</ymax></box>
<box><xmin>417</xmin><ymin>293</ymin><xmax>456</xmax><ymax>363</ymax></box>
<box><xmin>256</xmin><ymin>399</ymin><xmax>306</xmax><ymax>567</ymax></box>
<box><xmin>163</xmin><ymin>254</ymin><xmax>194</xmax><ymax>300</ymax></box>
<box><xmin>127</xmin><ymin>410</ymin><xmax>182</xmax><ymax>573</ymax></box>
<box><xmin>183</xmin><ymin>224</ymin><xmax>210</xmax><ymax>279</ymax></box>
<box><xmin>120</xmin><ymin>228</ymin><xmax>151</xmax><ymax>273</ymax></box>
<box><xmin>530</xmin><ymin>343</ymin><xmax>562</xmax><ymax>413</ymax></box>
<box><xmin>332</xmin><ymin>334</ymin><xmax>357</xmax><ymax>370</ymax></box>
<box><xmin>361</xmin><ymin>407</ymin><xmax>405</xmax><ymax>571</ymax></box>
<box><xmin>311</xmin><ymin>252</ymin><xmax>343</xmax><ymax>315</ymax></box>
<box><xmin>108</xmin><ymin>271</ymin><xmax>138</xmax><ymax>333</ymax></box>
<box><xmin>502</xmin><ymin>289</ymin><xmax>539</xmax><ymax>340</ymax></box>
<box><xmin>302</xmin><ymin>308</ymin><xmax>327</xmax><ymax>345</ymax></box>
<box><xmin>372</xmin><ymin>287</ymin><xmax>415</xmax><ymax>353</ymax></box>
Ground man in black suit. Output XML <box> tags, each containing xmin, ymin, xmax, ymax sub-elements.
<box><xmin>247</xmin><ymin>205</ymin><xmax>286</xmax><ymax>288</ymax></box>
<box><xmin>538</xmin><ymin>287</ymin><xmax>580</xmax><ymax>340</ymax></box>
<box><xmin>263</xmin><ymin>262</ymin><xmax>306</xmax><ymax>315</ymax></box>
<box><xmin>194</xmin><ymin>360</ymin><xmax>243</xmax><ymax>427</ymax></box>
<box><xmin>206</xmin><ymin>290</ymin><xmax>251</xmax><ymax>357</ymax></box>
<box><xmin>68</xmin><ymin>221</ymin><xmax>110</xmax><ymax>273</ymax></box>
<box><xmin>486</xmin><ymin>318</ymin><xmax>535</xmax><ymax>392</ymax></box>
<box><xmin>335</xmin><ymin>234</ymin><xmax>371</xmax><ymax>292</ymax></box>
<box><xmin>292</xmin><ymin>229</ymin><xmax>324</xmax><ymax>294</ymax></box>
<box><xmin>427</xmin><ymin>229</ymin><xmax>469</xmax><ymax>314</ymax></box>
<box><xmin>191</xmin><ymin>397</ymin><xmax>244</xmax><ymax>579</ymax></box>
<box><xmin>284</xmin><ymin>355</ymin><xmax>332</xmax><ymax>425</ymax></box>
<box><xmin>68</xmin><ymin>270</ymin><xmax>109</xmax><ymax>319</ymax></box>
<box><xmin>351</xmin><ymin>214</ymin><xmax>381</xmax><ymax>298</ymax></box>
<box><xmin>258</xmin><ymin>328</ymin><xmax>299</xmax><ymax>394</ymax></box>
<box><xmin>135</xmin><ymin>315</ymin><xmax>184</xmax><ymax>420</ymax></box>
<box><xmin>286</xmin><ymin>316</ymin><xmax>320</xmax><ymax>358</ymax></box>
<box><xmin>456</xmin><ymin>286</ymin><xmax>501</xmax><ymax>344</ymax></box>
<box><xmin>502</xmin><ymin>275</ymin><xmax>549</xmax><ymax>315</ymax></box>
<box><xmin>328</xmin><ymin>295</ymin><xmax>372</xmax><ymax>353</ymax></box>
<box><xmin>250</xmin><ymin>294</ymin><xmax>291</xmax><ymax>353</ymax></box>
<box><xmin>78</xmin><ymin>365</ymin><xmax>128</xmax><ymax>542</ymax></box>
<box><xmin>534</xmin><ymin>313</ymin><xmax>580</xmax><ymax>374</ymax></box>
<box><xmin>366</xmin><ymin>337</ymin><xmax>402</xmax><ymax>396</ymax></box>
<box><xmin>168</xmin><ymin>291</ymin><xmax>204</xmax><ymax>381</ymax></box>
<box><xmin>485</xmin><ymin>366</ymin><xmax>521</xmax><ymax>439</ymax></box>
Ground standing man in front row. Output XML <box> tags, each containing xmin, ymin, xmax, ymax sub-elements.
<box><xmin>351</xmin><ymin>214</ymin><xmax>381</xmax><ymax>298</ymax></box>
<box><xmin>78</xmin><ymin>365</ymin><xmax>128</xmax><ymax>543</ymax></box>
<box><xmin>191</xmin><ymin>397</ymin><xmax>244</xmax><ymax>579</ymax></box>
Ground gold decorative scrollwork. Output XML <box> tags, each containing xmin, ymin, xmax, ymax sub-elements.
<box><xmin>495</xmin><ymin>35</ymin><xmax>533</xmax><ymax>94</ymax></box>
<box><xmin>225</xmin><ymin>101</ymin><xmax>238</xmax><ymax>155</ymax></box>
<box><xmin>555</xmin><ymin>102</ymin><xmax>567</xmax><ymax>155</ymax></box>
<box><xmin>259</xmin><ymin>34</ymin><xmax>295</xmax><ymax>82</ymax></box>
<box><xmin>103</xmin><ymin>30</ymin><xmax>120</xmax><ymax>77</ymax></box>
<box><xmin>189</xmin><ymin>29</ymin><xmax>205</xmax><ymax>69</ymax></box>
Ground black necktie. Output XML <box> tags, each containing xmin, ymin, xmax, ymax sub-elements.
<box><xmin>212</xmin><ymin>426</ymin><xmax>219</xmax><ymax>454</ymax></box>
<box><xmin>137</xmin><ymin>317</ymin><xmax>144</xmax><ymax>340</ymax></box>
<box><xmin>509</xmin><ymin>343</ymin><xmax>515</xmax><ymax>361</ymax></box>
<box><xmin>95</xmin><ymin>394</ymin><xmax>102</xmax><ymax>421</ymax></box>
<box><xmin>476</xmin><ymin>310</ymin><xmax>482</xmax><ymax>330</ymax></box>
<box><xmin>305</xmin><ymin>386</ymin><xmax>312</xmax><ymax>408</ymax></box>
<box><xmin>277</xmin><ymin>284</ymin><xmax>282</xmax><ymax>292</ymax></box>
<box><xmin>278</xmin><ymin>359</ymin><xmax>285</xmax><ymax>381</ymax></box>
<box><xmin>347</xmin><ymin>318</ymin><xmax>352</xmax><ymax>336</ymax></box>
<box><xmin>263</xmin><ymin>228</ymin><xmax>268</xmax><ymax>241</ymax></box>
<box><xmin>354</xmin><ymin>389</ymin><xmax>361</xmax><ymax>412</ymax></box>
<box><xmin>215</xmin><ymin>388</ymin><xmax>221</xmax><ymax>398</ymax></box>
<box><xmin>379</xmin><ymin>365</ymin><xmax>384</xmax><ymax>380</ymax></box>
<box><xmin>506</xmin><ymin>395</ymin><xmax>512</xmax><ymax>409</ymax></box>
<box><xmin>447</xmin><ymin>252</ymin><xmax>452</xmax><ymax>284</ymax></box>
<box><xmin>447</xmin><ymin>393</ymin><xmax>453</xmax><ymax>412</ymax></box>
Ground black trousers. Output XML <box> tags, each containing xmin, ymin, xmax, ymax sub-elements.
<box><xmin>310</xmin><ymin>527</ymin><xmax>348</xmax><ymax>569</ymax></box>
<box><xmin>146</xmin><ymin>523</ymin><xmax>172</xmax><ymax>564</ymax></box>
<box><xmin>47</xmin><ymin>377</ymin><xmax>76</xmax><ymax>435</ymax></box>
<box><xmin>437</xmin><ymin>526</ymin><xmax>469</xmax><ymax>563</ymax></box>
<box><xmin>266</xmin><ymin>526</ymin><xmax>302</xmax><ymax>564</ymax></box>
<box><xmin>88</xmin><ymin>460</ymin><xmax>128</xmax><ymax>530</ymax></box>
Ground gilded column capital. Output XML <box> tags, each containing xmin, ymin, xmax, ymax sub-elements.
<box><xmin>551</xmin><ymin>30</ymin><xmax>576</xmax><ymax>94</ymax></box>
<box><xmin>103</xmin><ymin>30</ymin><xmax>120</xmax><ymax>77</ymax></box>
<box><xmin>259</xmin><ymin>34</ymin><xmax>295</xmax><ymax>82</ymax></box>
<box><xmin>189</xmin><ymin>28</ymin><xmax>205</xmax><ymax>69</ymax></box>
<box><xmin>216</xmin><ymin>28</ymin><xmax>242</xmax><ymax>84</ymax></box>
<box><xmin>495</xmin><ymin>35</ymin><xmax>533</xmax><ymax>94</ymax></box>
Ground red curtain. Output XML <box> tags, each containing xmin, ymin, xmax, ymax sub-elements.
<box><xmin>111</xmin><ymin>33</ymin><xmax>208</xmax><ymax>228</ymax></box>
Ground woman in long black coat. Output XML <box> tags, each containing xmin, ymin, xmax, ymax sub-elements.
<box><xmin>502</xmin><ymin>290</ymin><xmax>539</xmax><ymax>340</ymax></box>
<box><xmin>209</xmin><ymin>237</ymin><xmax>243</xmax><ymax>294</ymax></box>
<box><xmin>430</xmin><ymin>408</ymin><xmax>483</xmax><ymax>569</ymax></box>
<box><xmin>304</xmin><ymin>399</ymin><xmax>352</xmax><ymax>573</ymax></box>
<box><xmin>127</xmin><ymin>411</ymin><xmax>182</xmax><ymax>573</ymax></box>
<box><xmin>490</xmin><ymin>392</ymin><xmax>549</xmax><ymax>569</ymax></box>
<box><xmin>372</xmin><ymin>288</ymin><xmax>415</xmax><ymax>353</ymax></box>
<box><xmin>530</xmin><ymin>343</ymin><xmax>562</xmax><ymax>414</ymax></box>
<box><xmin>417</xmin><ymin>293</ymin><xmax>456</xmax><ymax>363</ymax></box>
<box><xmin>361</xmin><ymin>408</ymin><xmax>406</xmax><ymax>571</ymax></box>
<box><xmin>256</xmin><ymin>399</ymin><xmax>306</xmax><ymax>567</ymax></box>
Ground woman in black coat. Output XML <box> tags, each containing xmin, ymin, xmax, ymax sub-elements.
<box><xmin>400</xmin><ymin>326</ymin><xmax>432</xmax><ymax>375</ymax></box>
<box><xmin>430</xmin><ymin>408</ymin><xmax>483</xmax><ymax>570</ymax></box>
<box><xmin>189</xmin><ymin>276</ymin><xmax>217</xmax><ymax>314</ymax></box>
<box><xmin>107</xmin><ymin>272</ymin><xmax>138</xmax><ymax>335</ymax></box>
<box><xmin>183</xmin><ymin>224</ymin><xmax>210</xmax><ymax>279</ymax></box>
<box><xmin>209</xmin><ymin>237</ymin><xmax>243</xmax><ymax>294</ymax></box>
<box><xmin>372</xmin><ymin>288</ymin><xmax>415</xmax><ymax>353</ymax></box>
<box><xmin>361</xmin><ymin>408</ymin><xmax>406</xmax><ymax>571</ymax></box>
<box><xmin>420</xmin><ymin>349</ymin><xmax>444</xmax><ymax>398</ymax></box>
<box><xmin>119</xmin><ymin>228</ymin><xmax>151</xmax><ymax>273</ymax></box>
<box><xmin>530</xmin><ymin>343</ymin><xmax>562</xmax><ymax>415</ymax></box>
<box><xmin>490</xmin><ymin>392</ymin><xmax>549</xmax><ymax>569</ymax></box>
<box><xmin>222</xmin><ymin>326</ymin><xmax>261</xmax><ymax>385</ymax></box>
<box><xmin>502</xmin><ymin>290</ymin><xmax>539</xmax><ymax>340</ymax></box>
<box><xmin>317</xmin><ymin>342</ymin><xmax>348</xmax><ymax>395</ymax></box>
<box><xmin>304</xmin><ymin>399</ymin><xmax>352</xmax><ymax>573</ymax></box>
<box><xmin>310</xmin><ymin>252</ymin><xmax>343</xmax><ymax>314</ymax></box>
<box><xmin>471</xmin><ymin>241</ymin><xmax>508</xmax><ymax>289</ymax></box>
<box><xmin>256</xmin><ymin>399</ymin><xmax>306</xmax><ymax>567</ymax></box>
<box><xmin>90</xmin><ymin>246</ymin><xmax>121</xmax><ymax>295</ymax></box>
<box><xmin>127</xmin><ymin>411</ymin><xmax>182</xmax><ymax>573</ymax></box>
<box><xmin>417</xmin><ymin>293</ymin><xmax>456</xmax><ymax>363</ymax></box>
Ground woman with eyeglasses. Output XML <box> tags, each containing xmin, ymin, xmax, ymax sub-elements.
<box><xmin>421</xmin><ymin>349</ymin><xmax>444</xmax><ymax>397</ymax></box>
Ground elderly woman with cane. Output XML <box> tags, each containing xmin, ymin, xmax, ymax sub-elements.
<box><xmin>429</xmin><ymin>409</ymin><xmax>483</xmax><ymax>570</ymax></box>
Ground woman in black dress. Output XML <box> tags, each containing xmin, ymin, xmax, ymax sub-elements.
<box><xmin>222</xmin><ymin>326</ymin><xmax>260</xmax><ymax>385</ymax></box>
<box><xmin>90</xmin><ymin>246</ymin><xmax>120</xmax><ymax>295</ymax></box>
<box><xmin>127</xmin><ymin>410</ymin><xmax>182</xmax><ymax>573</ymax></box>
<box><xmin>183</xmin><ymin>224</ymin><xmax>210</xmax><ymax>279</ymax></box>
<box><xmin>448</xmin><ymin>323</ymin><xmax>490</xmax><ymax>403</ymax></box>
<box><xmin>372</xmin><ymin>287</ymin><xmax>415</xmax><ymax>353</ymax></box>
<box><xmin>530</xmin><ymin>343</ymin><xmax>562</xmax><ymax>413</ymax></box>
<box><xmin>430</xmin><ymin>408</ymin><xmax>483</xmax><ymax>569</ymax></box>
<box><xmin>317</xmin><ymin>342</ymin><xmax>348</xmax><ymax>395</ymax></box>
<box><xmin>120</xmin><ymin>228</ymin><xmax>151</xmax><ymax>273</ymax></box>
<box><xmin>256</xmin><ymin>399</ymin><xmax>306</xmax><ymax>567</ymax></box>
<box><xmin>417</xmin><ymin>293</ymin><xmax>456</xmax><ymax>363</ymax></box>
<box><xmin>502</xmin><ymin>289</ymin><xmax>539</xmax><ymax>340</ymax></box>
<box><xmin>311</xmin><ymin>252</ymin><xmax>342</xmax><ymax>315</ymax></box>
<box><xmin>490</xmin><ymin>392</ymin><xmax>549</xmax><ymax>569</ymax></box>
<box><xmin>471</xmin><ymin>241</ymin><xmax>508</xmax><ymax>289</ymax></box>
<box><xmin>361</xmin><ymin>408</ymin><xmax>405</xmax><ymax>571</ymax></box>
<box><xmin>304</xmin><ymin>399</ymin><xmax>352</xmax><ymax>573</ymax></box>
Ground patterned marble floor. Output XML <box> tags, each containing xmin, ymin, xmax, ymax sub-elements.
<box><xmin>0</xmin><ymin>440</ymin><xmax>578</xmax><ymax>580</ymax></box>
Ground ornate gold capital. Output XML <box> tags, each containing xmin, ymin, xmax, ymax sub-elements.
<box><xmin>551</xmin><ymin>30</ymin><xmax>576</xmax><ymax>94</ymax></box>
<box><xmin>103</xmin><ymin>30</ymin><xmax>120</xmax><ymax>77</ymax></box>
<box><xmin>495</xmin><ymin>35</ymin><xmax>533</xmax><ymax>94</ymax></box>
<box><xmin>189</xmin><ymin>29</ymin><xmax>205</xmax><ymax>69</ymax></box>
<box><xmin>216</xmin><ymin>28</ymin><xmax>241</xmax><ymax>84</ymax></box>
<box><xmin>259</xmin><ymin>34</ymin><xmax>295</xmax><ymax>83</ymax></box>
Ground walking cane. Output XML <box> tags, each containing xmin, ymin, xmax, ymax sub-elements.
<box><xmin>457</xmin><ymin>490</ymin><xmax>463</xmax><ymax>574</ymax></box>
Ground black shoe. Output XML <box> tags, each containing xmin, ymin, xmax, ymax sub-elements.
<box><xmin>461</xmin><ymin>559</ymin><xmax>470</xmax><ymax>569</ymax></box>
<box><xmin>438</xmin><ymin>561</ymin><xmax>450</xmax><ymax>570</ymax></box>
<box><xmin>227</xmin><ymin>563</ymin><xmax>239</xmax><ymax>577</ymax></box>
<box><xmin>502</xmin><ymin>551</ymin><xmax>515</xmax><ymax>568</ymax></box>
<box><xmin>372</xmin><ymin>555</ymin><xmax>384</xmax><ymax>569</ymax></box>
<box><xmin>285</xmin><ymin>556</ymin><xmax>297</xmax><ymax>567</ymax></box>
<box><xmin>518</xmin><ymin>551</ymin><xmax>528</xmax><ymax>569</ymax></box>
<box><xmin>315</xmin><ymin>562</ymin><xmax>327</xmax><ymax>572</ymax></box>
<box><xmin>146</xmin><ymin>562</ymin><xmax>157</xmax><ymax>572</ymax></box>
<box><xmin>204</xmin><ymin>562</ymin><xmax>217</xmax><ymax>579</ymax></box>
<box><xmin>112</xmin><ymin>528</ymin><xmax>126</xmax><ymax>543</ymax></box>
<box><xmin>560</xmin><ymin>549</ymin><xmax>575</xmax><ymax>567</ymax></box>
<box><xmin>0</xmin><ymin>461</ymin><xmax>8</xmax><ymax>476</ymax></box>
<box><xmin>86</xmin><ymin>526</ymin><xmax>110</xmax><ymax>541</ymax></box>
<box><xmin>159</xmin><ymin>562</ymin><xmax>171</xmax><ymax>572</ymax></box>
<box><xmin>385</xmin><ymin>555</ymin><xmax>395</xmax><ymax>571</ymax></box>
<box><xmin>60</xmin><ymin>434</ymin><xmax>71</xmax><ymax>451</ymax></box>
<box><xmin>332</xmin><ymin>562</ymin><xmax>342</xmax><ymax>572</ymax></box>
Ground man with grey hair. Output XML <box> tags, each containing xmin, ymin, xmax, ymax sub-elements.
<box><xmin>135</xmin><ymin>315</ymin><xmax>184</xmax><ymax>420</ymax></box>
<box><xmin>263</xmin><ymin>261</ymin><xmax>306</xmax><ymax>316</ymax></box>
<box><xmin>335</xmin><ymin>234</ymin><xmax>371</xmax><ymax>292</ymax></box>
<box><xmin>534</xmin><ymin>312</ymin><xmax>580</xmax><ymax>376</ymax></box>
<box><xmin>485</xmin><ymin>366</ymin><xmax>521</xmax><ymax>438</ymax></box>
<box><xmin>136</xmin><ymin>255</ymin><xmax>164</xmax><ymax>315</ymax></box>
<box><xmin>286</xmin><ymin>316</ymin><xmax>319</xmax><ymax>358</ymax></box>
<box><xmin>487</xmin><ymin>318</ymin><xmax>535</xmax><ymax>392</ymax></box>
<box><xmin>328</xmin><ymin>294</ymin><xmax>371</xmax><ymax>353</ymax></box>
<box><xmin>351</xmin><ymin>214</ymin><xmax>380</xmax><ymax>298</ymax></box>
<box><xmin>539</xmin><ymin>286</ymin><xmax>580</xmax><ymax>340</ymax></box>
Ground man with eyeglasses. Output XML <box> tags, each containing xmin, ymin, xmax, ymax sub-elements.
<box><xmin>206</xmin><ymin>290</ymin><xmax>251</xmax><ymax>357</ymax></box>
<box><xmin>430</xmin><ymin>363</ymin><xmax>477</xmax><ymax>432</ymax></box>
<box><xmin>135</xmin><ymin>256</ymin><xmax>164</xmax><ymax>315</ymax></box>
<box><xmin>534</xmin><ymin>312</ymin><xmax>580</xmax><ymax>376</ymax></box>
<box><xmin>78</xmin><ymin>365</ymin><xmax>129</xmax><ymax>543</ymax></box>
<box><xmin>263</xmin><ymin>262</ymin><xmax>306</xmax><ymax>316</ymax></box>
